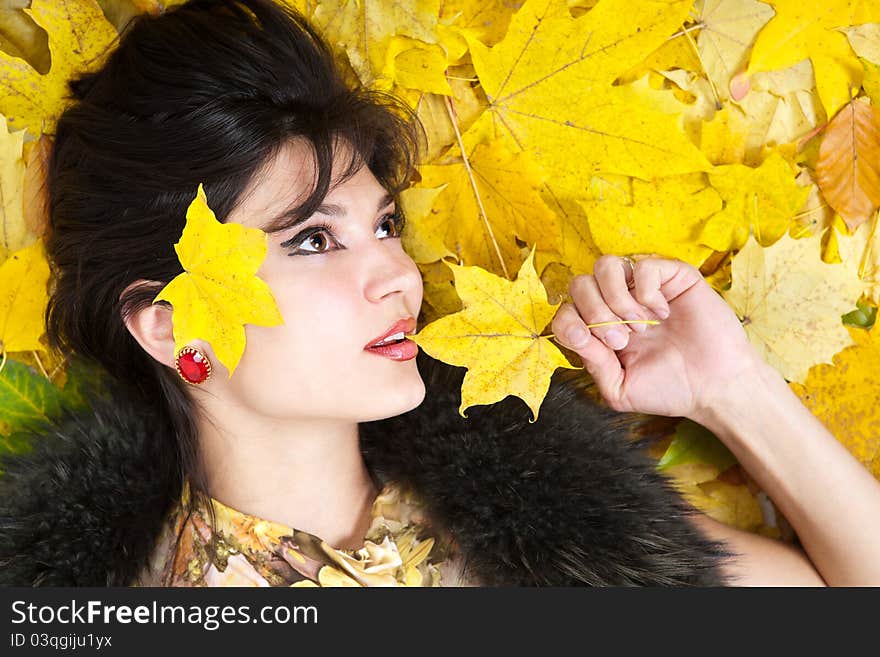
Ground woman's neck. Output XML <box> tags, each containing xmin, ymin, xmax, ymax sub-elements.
<box><xmin>196</xmin><ymin>412</ymin><xmax>379</xmax><ymax>551</ymax></box>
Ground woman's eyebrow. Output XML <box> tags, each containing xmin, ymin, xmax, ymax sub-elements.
<box><xmin>264</xmin><ymin>191</ymin><xmax>395</xmax><ymax>234</ymax></box>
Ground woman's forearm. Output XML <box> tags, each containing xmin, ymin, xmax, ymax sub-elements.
<box><xmin>690</xmin><ymin>359</ymin><xmax>880</xmax><ymax>586</ymax></box>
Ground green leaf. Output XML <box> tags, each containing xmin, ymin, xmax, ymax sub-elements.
<box><xmin>842</xmin><ymin>300</ymin><xmax>877</xmax><ymax>329</ymax></box>
<box><xmin>657</xmin><ymin>418</ymin><xmax>737</xmax><ymax>472</ymax></box>
<box><xmin>0</xmin><ymin>356</ymin><xmax>64</xmax><ymax>461</ymax></box>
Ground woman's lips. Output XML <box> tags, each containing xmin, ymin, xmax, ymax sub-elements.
<box><xmin>364</xmin><ymin>338</ymin><xmax>418</xmax><ymax>361</ymax></box>
<box><xmin>365</xmin><ymin>317</ymin><xmax>417</xmax><ymax>349</ymax></box>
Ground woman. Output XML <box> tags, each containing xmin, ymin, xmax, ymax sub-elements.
<box><xmin>1</xmin><ymin>0</ymin><xmax>878</xmax><ymax>587</ymax></box>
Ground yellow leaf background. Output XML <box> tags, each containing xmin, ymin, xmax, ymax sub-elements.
<box><xmin>2</xmin><ymin>0</ymin><xmax>880</xmax><ymax>541</ymax></box>
<box><xmin>790</xmin><ymin>321</ymin><xmax>880</xmax><ymax>479</ymax></box>
<box><xmin>0</xmin><ymin>237</ymin><xmax>49</xmax><ymax>355</ymax></box>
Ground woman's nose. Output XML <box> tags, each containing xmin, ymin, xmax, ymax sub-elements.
<box><xmin>363</xmin><ymin>246</ymin><xmax>422</xmax><ymax>302</ymax></box>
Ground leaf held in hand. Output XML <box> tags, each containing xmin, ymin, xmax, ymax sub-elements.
<box><xmin>409</xmin><ymin>245</ymin><xmax>579</xmax><ymax>422</ymax></box>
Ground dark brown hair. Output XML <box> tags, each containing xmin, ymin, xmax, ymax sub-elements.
<box><xmin>44</xmin><ymin>0</ymin><xmax>424</xmax><ymax>582</ymax></box>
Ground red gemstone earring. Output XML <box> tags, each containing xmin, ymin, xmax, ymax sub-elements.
<box><xmin>174</xmin><ymin>345</ymin><xmax>212</xmax><ymax>385</ymax></box>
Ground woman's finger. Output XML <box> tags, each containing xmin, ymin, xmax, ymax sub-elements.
<box><xmin>628</xmin><ymin>257</ymin><xmax>673</xmax><ymax>320</ymax></box>
<box><xmin>592</xmin><ymin>255</ymin><xmax>655</xmax><ymax>334</ymax></box>
<box><xmin>551</xmin><ymin>303</ymin><xmax>625</xmax><ymax>406</ymax></box>
<box><xmin>565</xmin><ymin>275</ymin><xmax>632</xmax><ymax>350</ymax></box>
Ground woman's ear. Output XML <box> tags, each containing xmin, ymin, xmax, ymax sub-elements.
<box><xmin>120</xmin><ymin>280</ymin><xmax>176</xmax><ymax>369</ymax></box>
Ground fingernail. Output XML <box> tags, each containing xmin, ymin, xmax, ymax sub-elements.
<box><xmin>625</xmin><ymin>314</ymin><xmax>646</xmax><ymax>333</ymax></box>
<box><xmin>566</xmin><ymin>325</ymin><xmax>589</xmax><ymax>347</ymax></box>
<box><xmin>658</xmin><ymin>306</ymin><xmax>670</xmax><ymax>319</ymax></box>
<box><xmin>605</xmin><ymin>329</ymin><xmax>628</xmax><ymax>350</ymax></box>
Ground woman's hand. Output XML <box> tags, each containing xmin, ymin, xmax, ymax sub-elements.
<box><xmin>551</xmin><ymin>254</ymin><xmax>765</xmax><ymax>419</ymax></box>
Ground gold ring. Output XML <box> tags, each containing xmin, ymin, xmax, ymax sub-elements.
<box><xmin>620</xmin><ymin>255</ymin><xmax>636</xmax><ymax>290</ymax></box>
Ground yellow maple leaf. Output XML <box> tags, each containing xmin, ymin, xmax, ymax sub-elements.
<box><xmin>1</xmin><ymin>113</ymin><xmax>34</xmax><ymax>263</ymax></box>
<box><xmin>582</xmin><ymin>173</ymin><xmax>722</xmax><ymax>267</ymax></box>
<box><xmin>410</xmin><ymin>140</ymin><xmax>561</xmax><ymax>276</ymax></box>
<box><xmin>699</xmin><ymin>150</ymin><xmax>810</xmax><ymax>251</ymax></box>
<box><xmin>380</xmin><ymin>36</ymin><xmax>452</xmax><ymax>95</ymax></box>
<box><xmin>679</xmin><ymin>480</ymin><xmax>766</xmax><ymax>532</ymax></box>
<box><xmin>415</xmin><ymin>260</ymin><xmax>463</xmax><ymax>325</ymax></box>
<box><xmin>722</xmin><ymin>61</ymin><xmax>823</xmax><ymax>163</ymax></box>
<box><xmin>153</xmin><ymin>184</ymin><xmax>284</xmax><ymax>379</ymax></box>
<box><xmin>694</xmin><ymin>0</ymin><xmax>775</xmax><ymax>102</ymax></box>
<box><xmin>399</xmin><ymin>185</ymin><xmax>453</xmax><ymax>263</ymax></box>
<box><xmin>835</xmin><ymin>209</ymin><xmax>880</xmax><ymax>305</ymax></box>
<box><xmin>842</xmin><ymin>23</ymin><xmax>880</xmax><ymax>65</ymax></box>
<box><xmin>790</xmin><ymin>322</ymin><xmax>880</xmax><ymax>479</ymax></box>
<box><xmin>413</xmin><ymin>66</ymin><xmax>487</xmax><ymax>162</ymax></box>
<box><xmin>463</xmin><ymin>0</ymin><xmax>710</xmax><ymax>189</ymax></box>
<box><xmin>537</xmin><ymin>183</ymin><xmax>603</xmax><ymax>278</ymax></box>
<box><xmin>745</xmin><ymin>0</ymin><xmax>880</xmax><ymax>118</ymax></box>
<box><xmin>700</xmin><ymin>105</ymin><xmax>750</xmax><ymax>165</ymax></box>
<box><xmin>0</xmin><ymin>238</ymin><xmax>50</xmax><ymax>356</ymax></box>
<box><xmin>311</xmin><ymin>0</ymin><xmax>443</xmax><ymax>90</ymax></box>
<box><xmin>439</xmin><ymin>0</ymin><xmax>524</xmax><ymax>48</ymax></box>
<box><xmin>408</xmin><ymin>245</ymin><xmax>579</xmax><ymax>422</ymax></box>
<box><xmin>617</xmin><ymin>31</ymin><xmax>701</xmax><ymax>84</ymax></box>
<box><xmin>0</xmin><ymin>0</ymin><xmax>117</xmax><ymax>137</ymax></box>
<box><xmin>659</xmin><ymin>460</ymin><xmax>768</xmax><ymax>533</ymax></box>
<box><xmin>720</xmin><ymin>231</ymin><xmax>866</xmax><ymax>384</ymax></box>
<box><xmin>863</xmin><ymin>58</ymin><xmax>880</xmax><ymax>103</ymax></box>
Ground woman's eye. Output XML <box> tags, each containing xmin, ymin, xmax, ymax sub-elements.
<box><xmin>286</xmin><ymin>211</ymin><xmax>404</xmax><ymax>256</ymax></box>
<box><xmin>377</xmin><ymin>211</ymin><xmax>405</xmax><ymax>238</ymax></box>
<box><xmin>304</xmin><ymin>232</ymin><xmax>330</xmax><ymax>252</ymax></box>
<box><xmin>291</xmin><ymin>230</ymin><xmax>333</xmax><ymax>254</ymax></box>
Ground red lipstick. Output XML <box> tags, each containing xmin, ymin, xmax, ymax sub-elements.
<box><xmin>364</xmin><ymin>317</ymin><xmax>418</xmax><ymax>361</ymax></box>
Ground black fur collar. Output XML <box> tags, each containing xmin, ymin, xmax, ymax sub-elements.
<box><xmin>0</xmin><ymin>352</ymin><xmax>731</xmax><ymax>586</ymax></box>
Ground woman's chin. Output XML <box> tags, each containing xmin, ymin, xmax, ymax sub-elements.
<box><xmin>361</xmin><ymin>372</ymin><xmax>426</xmax><ymax>422</ymax></box>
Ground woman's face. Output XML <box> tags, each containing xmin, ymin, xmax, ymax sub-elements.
<box><xmin>204</xmin><ymin>140</ymin><xmax>426</xmax><ymax>423</ymax></box>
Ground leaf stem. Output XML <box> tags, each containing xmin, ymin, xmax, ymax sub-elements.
<box><xmin>545</xmin><ymin>318</ymin><xmax>662</xmax><ymax>340</ymax></box>
<box><xmin>679</xmin><ymin>22</ymin><xmax>721</xmax><ymax>109</ymax></box>
<box><xmin>443</xmin><ymin>92</ymin><xmax>509</xmax><ymax>279</ymax></box>
<box><xmin>31</xmin><ymin>350</ymin><xmax>49</xmax><ymax>380</ymax></box>
<box><xmin>582</xmin><ymin>319</ymin><xmax>661</xmax><ymax>329</ymax></box>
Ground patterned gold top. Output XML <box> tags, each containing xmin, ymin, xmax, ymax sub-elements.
<box><xmin>134</xmin><ymin>478</ymin><xmax>473</xmax><ymax>587</ymax></box>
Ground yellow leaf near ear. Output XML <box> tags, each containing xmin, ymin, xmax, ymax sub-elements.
<box><xmin>0</xmin><ymin>238</ymin><xmax>50</xmax><ymax>355</ymax></box>
<box><xmin>153</xmin><ymin>184</ymin><xmax>284</xmax><ymax>379</ymax></box>
<box><xmin>409</xmin><ymin>245</ymin><xmax>579</xmax><ymax>422</ymax></box>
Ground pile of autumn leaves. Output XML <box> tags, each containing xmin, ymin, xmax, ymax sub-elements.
<box><xmin>1</xmin><ymin>0</ymin><xmax>879</xmax><ymax>537</ymax></box>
